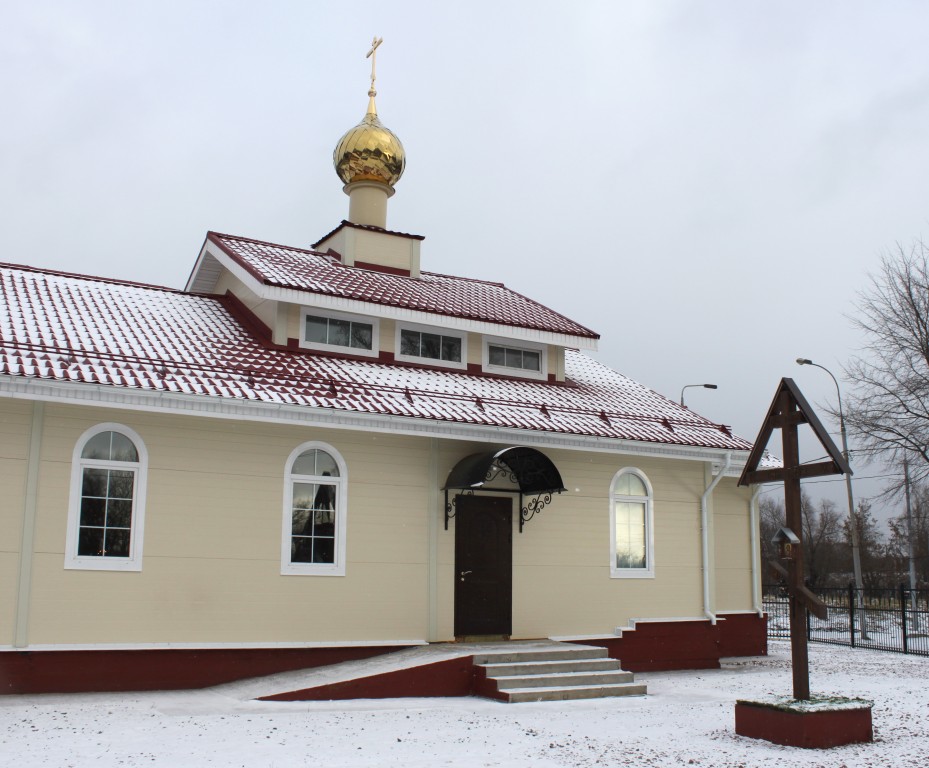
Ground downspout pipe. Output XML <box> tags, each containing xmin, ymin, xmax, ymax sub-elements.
<box><xmin>701</xmin><ymin>452</ymin><xmax>732</xmax><ymax>625</ymax></box>
<box><xmin>750</xmin><ymin>484</ymin><xmax>763</xmax><ymax>616</ymax></box>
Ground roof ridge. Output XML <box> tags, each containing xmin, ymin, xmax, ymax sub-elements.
<box><xmin>0</xmin><ymin>261</ymin><xmax>186</xmax><ymax>296</ymax></box>
<box><xmin>312</xmin><ymin>220</ymin><xmax>425</xmax><ymax>247</ymax></box>
<box><xmin>419</xmin><ymin>270</ymin><xmax>505</xmax><ymax>288</ymax></box>
<box><xmin>208</xmin><ymin>231</ymin><xmax>329</xmax><ymax>259</ymax></box>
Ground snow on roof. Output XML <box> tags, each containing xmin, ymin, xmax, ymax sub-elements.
<box><xmin>0</xmin><ymin>263</ymin><xmax>750</xmax><ymax>451</ymax></box>
<box><xmin>205</xmin><ymin>232</ymin><xmax>600</xmax><ymax>340</ymax></box>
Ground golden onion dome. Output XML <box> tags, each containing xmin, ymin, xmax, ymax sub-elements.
<box><xmin>333</xmin><ymin>94</ymin><xmax>406</xmax><ymax>187</ymax></box>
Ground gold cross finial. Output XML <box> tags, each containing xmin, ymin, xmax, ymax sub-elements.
<box><xmin>366</xmin><ymin>36</ymin><xmax>383</xmax><ymax>97</ymax></box>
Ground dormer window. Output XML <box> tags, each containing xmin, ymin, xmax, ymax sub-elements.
<box><xmin>483</xmin><ymin>337</ymin><xmax>547</xmax><ymax>380</ymax></box>
<box><xmin>300</xmin><ymin>308</ymin><xmax>379</xmax><ymax>358</ymax></box>
<box><xmin>396</xmin><ymin>323</ymin><xmax>467</xmax><ymax>369</ymax></box>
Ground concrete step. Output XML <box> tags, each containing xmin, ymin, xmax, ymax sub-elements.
<box><xmin>471</xmin><ymin>646</ymin><xmax>608</xmax><ymax>665</ymax></box>
<box><xmin>502</xmin><ymin>682</ymin><xmax>648</xmax><ymax>703</ymax></box>
<box><xmin>480</xmin><ymin>658</ymin><xmax>621</xmax><ymax>677</ymax></box>
<box><xmin>472</xmin><ymin>644</ymin><xmax>646</xmax><ymax>703</ymax></box>
<box><xmin>494</xmin><ymin>670</ymin><xmax>636</xmax><ymax>690</ymax></box>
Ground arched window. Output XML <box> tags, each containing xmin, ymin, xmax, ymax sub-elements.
<box><xmin>281</xmin><ymin>442</ymin><xmax>348</xmax><ymax>576</ymax></box>
<box><xmin>609</xmin><ymin>468</ymin><xmax>654</xmax><ymax>578</ymax></box>
<box><xmin>65</xmin><ymin>424</ymin><xmax>148</xmax><ymax>571</ymax></box>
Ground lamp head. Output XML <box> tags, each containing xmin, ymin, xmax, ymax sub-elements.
<box><xmin>796</xmin><ymin>358</ymin><xmax>813</xmax><ymax>366</ymax></box>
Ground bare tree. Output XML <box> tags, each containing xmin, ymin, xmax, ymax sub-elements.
<box><xmin>886</xmin><ymin>478</ymin><xmax>929</xmax><ymax>587</ymax></box>
<box><xmin>802</xmin><ymin>497</ymin><xmax>842</xmax><ymax>587</ymax></box>
<box><xmin>843</xmin><ymin>500</ymin><xmax>886</xmax><ymax>588</ymax></box>
<box><xmin>843</xmin><ymin>240</ymin><xmax>929</xmax><ymax>485</ymax></box>
<box><xmin>759</xmin><ymin>495</ymin><xmax>784</xmax><ymax>569</ymax></box>
<box><xmin>759</xmin><ymin>493</ymin><xmax>844</xmax><ymax>586</ymax></box>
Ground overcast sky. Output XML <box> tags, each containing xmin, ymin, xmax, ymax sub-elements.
<box><xmin>3</xmin><ymin>2</ymin><xmax>928</xmax><ymax>520</ymax></box>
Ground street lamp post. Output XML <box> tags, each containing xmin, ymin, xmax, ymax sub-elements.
<box><xmin>796</xmin><ymin>358</ymin><xmax>869</xmax><ymax>639</ymax></box>
<box><xmin>680</xmin><ymin>383</ymin><xmax>718</xmax><ymax>408</ymax></box>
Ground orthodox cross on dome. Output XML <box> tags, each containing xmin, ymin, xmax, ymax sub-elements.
<box><xmin>366</xmin><ymin>36</ymin><xmax>383</xmax><ymax>97</ymax></box>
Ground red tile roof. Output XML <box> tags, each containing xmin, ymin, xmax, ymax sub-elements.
<box><xmin>0</xmin><ymin>263</ymin><xmax>750</xmax><ymax>451</ymax></box>
<box><xmin>205</xmin><ymin>232</ymin><xmax>600</xmax><ymax>340</ymax></box>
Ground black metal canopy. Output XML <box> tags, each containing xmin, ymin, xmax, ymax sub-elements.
<box><xmin>443</xmin><ymin>447</ymin><xmax>567</xmax><ymax>531</ymax></box>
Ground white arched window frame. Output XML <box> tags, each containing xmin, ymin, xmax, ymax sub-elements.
<box><xmin>65</xmin><ymin>423</ymin><xmax>148</xmax><ymax>572</ymax></box>
<box><xmin>609</xmin><ymin>468</ymin><xmax>655</xmax><ymax>579</ymax></box>
<box><xmin>281</xmin><ymin>441</ymin><xmax>348</xmax><ymax>576</ymax></box>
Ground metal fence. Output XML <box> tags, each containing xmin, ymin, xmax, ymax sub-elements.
<box><xmin>763</xmin><ymin>583</ymin><xmax>929</xmax><ymax>656</ymax></box>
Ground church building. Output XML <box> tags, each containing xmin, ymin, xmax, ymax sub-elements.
<box><xmin>1</xmin><ymin>45</ymin><xmax>767</xmax><ymax>694</ymax></box>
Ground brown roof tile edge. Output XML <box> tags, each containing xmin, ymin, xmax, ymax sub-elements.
<box><xmin>312</xmin><ymin>220</ymin><xmax>425</xmax><ymax>248</ymax></box>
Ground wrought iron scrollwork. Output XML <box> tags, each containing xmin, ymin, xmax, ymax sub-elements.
<box><xmin>444</xmin><ymin>489</ymin><xmax>474</xmax><ymax>530</ymax></box>
<box><xmin>485</xmin><ymin>461</ymin><xmax>518</xmax><ymax>485</ymax></box>
<box><xmin>519</xmin><ymin>490</ymin><xmax>559</xmax><ymax>532</ymax></box>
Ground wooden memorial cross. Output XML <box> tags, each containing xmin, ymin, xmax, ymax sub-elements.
<box><xmin>739</xmin><ymin>378</ymin><xmax>851</xmax><ymax>701</ymax></box>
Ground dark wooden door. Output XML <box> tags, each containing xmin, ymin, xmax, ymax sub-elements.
<box><xmin>454</xmin><ymin>495</ymin><xmax>512</xmax><ymax>637</ymax></box>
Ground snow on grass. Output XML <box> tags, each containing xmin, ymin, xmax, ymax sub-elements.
<box><xmin>1</xmin><ymin>640</ymin><xmax>927</xmax><ymax>767</ymax></box>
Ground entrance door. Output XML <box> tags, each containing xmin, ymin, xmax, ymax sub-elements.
<box><xmin>454</xmin><ymin>495</ymin><xmax>512</xmax><ymax>637</ymax></box>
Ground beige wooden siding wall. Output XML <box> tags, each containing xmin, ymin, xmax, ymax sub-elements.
<box><xmin>12</xmin><ymin>402</ymin><xmax>433</xmax><ymax>645</ymax></box>
<box><xmin>2</xmin><ymin>397</ymin><xmax>755</xmax><ymax>647</ymax></box>
<box><xmin>1</xmin><ymin>400</ymin><xmax>32</xmax><ymax>645</ymax></box>
<box><xmin>508</xmin><ymin>451</ymin><xmax>711</xmax><ymax>637</ymax></box>
<box><xmin>713</xmin><ymin>477</ymin><xmax>755</xmax><ymax>612</ymax></box>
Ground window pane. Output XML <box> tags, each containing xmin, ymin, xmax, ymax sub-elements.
<box><xmin>489</xmin><ymin>345</ymin><xmax>505</xmax><ymax>366</ymax></box>
<box><xmin>314</xmin><ymin>452</ymin><xmax>339</xmax><ymax>477</ymax></box>
<box><xmin>292</xmin><ymin>450</ymin><xmax>340</xmax><ymax>477</ymax></box>
<box><xmin>313</xmin><ymin>508</ymin><xmax>335</xmax><ymax>533</ymax></box>
<box><xmin>420</xmin><ymin>333</ymin><xmax>441</xmax><ymax>359</ymax></box>
<box><xmin>615</xmin><ymin>473</ymin><xmax>647</xmax><ymax>497</ymax></box>
<box><xmin>504</xmin><ymin>348</ymin><xmax>522</xmax><ymax>368</ymax></box>
<box><xmin>105</xmin><ymin>529</ymin><xmax>131</xmax><ymax>558</ymax></box>
<box><xmin>292</xmin><ymin>508</ymin><xmax>312</xmax><ymax>536</ymax></box>
<box><xmin>328</xmin><ymin>319</ymin><xmax>350</xmax><ymax>347</ymax></box>
<box><xmin>292</xmin><ymin>537</ymin><xmax>313</xmax><ymax>563</ymax></box>
<box><xmin>82</xmin><ymin>468</ymin><xmax>108</xmax><ymax>497</ymax></box>
<box><xmin>107</xmin><ymin>499</ymin><xmax>133</xmax><ymax>528</ymax></box>
<box><xmin>107</xmin><ymin>470</ymin><xmax>135</xmax><ymax>500</ymax></box>
<box><xmin>400</xmin><ymin>329</ymin><xmax>420</xmax><ymax>356</ymax></box>
<box><xmin>313</xmin><ymin>484</ymin><xmax>336</xmax><ymax>512</ymax></box>
<box><xmin>80</xmin><ymin>497</ymin><xmax>106</xmax><ymax>527</ymax></box>
<box><xmin>313</xmin><ymin>537</ymin><xmax>335</xmax><ymax>564</ymax></box>
<box><xmin>81</xmin><ymin>432</ymin><xmax>112</xmax><ymax>460</ymax></box>
<box><xmin>615</xmin><ymin>501</ymin><xmax>647</xmax><ymax>569</ymax></box>
<box><xmin>292</xmin><ymin>482</ymin><xmax>317</xmax><ymax>512</ymax></box>
<box><xmin>78</xmin><ymin>528</ymin><xmax>104</xmax><ymax>557</ymax></box>
<box><xmin>441</xmin><ymin>337</ymin><xmax>462</xmax><ymax>362</ymax></box>
<box><xmin>292</xmin><ymin>452</ymin><xmax>316</xmax><ymax>477</ymax></box>
<box><xmin>110</xmin><ymin>433</ymin><xmax>138</xmax><ymax>462</ymax></box>
<box><xmin>522</xmin><ymin>351</ymin><xmax>541</xmax><ymax>371</ymax></box>
<box><xmin>305</xmin><ymin>316</ymin><xmax>328</xmax><ymax>344</ymax></box>
<box><xmin>350</xmin><ymin>322</ymin><xmax>373</xmax><ymax>350</ymax></box>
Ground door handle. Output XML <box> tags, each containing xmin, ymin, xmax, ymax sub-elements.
<box><xmin>459</xmin><ymin>570</ymin><xmax>472</xmax><ymax>581</ymax></box>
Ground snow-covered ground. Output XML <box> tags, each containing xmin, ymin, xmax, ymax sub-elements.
<box><xmin>2</xmin><ymin>640</ymin><xmax>927</xmax><ymax>767</ymax></box>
